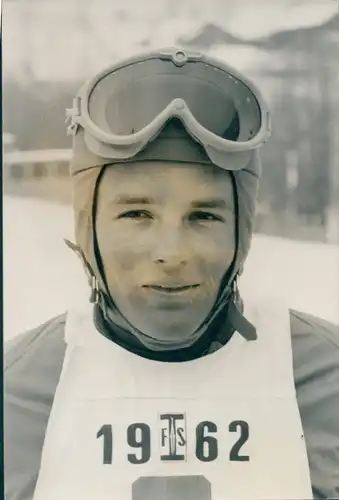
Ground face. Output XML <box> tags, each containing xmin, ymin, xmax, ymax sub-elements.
<box><xmin>96</xmin><ymin>161</ymin><xmax>236</xmax><ymax>341</ymax></box>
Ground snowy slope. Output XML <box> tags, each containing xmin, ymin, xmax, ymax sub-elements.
<box><xmin>4</xmin><ymin>196</ymin><xmax>339</xmax><ymax>341</ymax></box>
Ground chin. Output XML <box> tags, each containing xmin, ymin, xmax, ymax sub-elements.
<box><xmin>142</xmin><ymin>318</ymin><xmax>203</xmax><ymax>341</ymax></box>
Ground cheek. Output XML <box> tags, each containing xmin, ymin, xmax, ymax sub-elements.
<box><xmin>98</xmin><ymin>218</ymin><xmax>155</xmax><ymax>253</ymax></box>
<box><xmin>96</xmin><ymin>221</ymin><xmax>136</xmax><ymax>279</ymax></box>
<box><xmin>186</xmin><ymin>228</ymin><xmax>235</xmax><ymax>298</ymax></box>
<box><xmin>101</xmin><ymin>246</ymin><xmax>138</xmax><ymax>299</ymax></box>
<box><xmin>96</xmin><ymin>223</ymin><xmax>152</xmax><ymax>294</ymax></box>
<box><xmin>196</xmin><ymin>226</ymin><xmax>235</xmax><ymax>266</ymax></box>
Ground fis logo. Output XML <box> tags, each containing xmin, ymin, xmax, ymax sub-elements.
<box><xmin>159</xmin><ymin>413</ymin><xmax>187</xmax><ymax>461</ymax></box>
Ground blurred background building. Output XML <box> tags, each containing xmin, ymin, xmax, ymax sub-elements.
<box><xmin>3</xmin><ymin>0</ymin><xmax>339</xmax><ymax>242</ymax></box>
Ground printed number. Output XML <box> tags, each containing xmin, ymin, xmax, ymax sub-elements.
<box><xmin>132</xmin><ymin>475</ymin><xmax>211</xmax><ymax>500</ymax></box>
<box><xmin>229</xmin><ymin>420</ymin><xmax>250</xmax><ymax>461</ymax></box>
<box><xmin>127</xmin><ymin>423</ymin><xmax>151</xmax><ymax>464</ymax></box>
<box><xmin>195</xmin><ymin>421</ymin><xmax>218</xmax><ymax>462</ymax></box>
<box><xmin>97</xmin><ymin>420</ymin><xmax>249</xmax><ymax>464</ymax></box>
<box><xmin>96</xmin><ymin>424</ymin><xmax>113</xmax><ymax>464</ymax></box>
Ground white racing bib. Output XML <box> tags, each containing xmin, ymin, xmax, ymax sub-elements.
<box><xmin>33</xmin><ymin>297</ymin><xmax>312</xmax><ymax>500</ymax></box>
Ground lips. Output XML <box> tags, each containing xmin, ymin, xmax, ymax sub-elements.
<box><xmin>143</xmin><ymin>284</ymin><xmax>200</xmax><ymax>294</ymax></box>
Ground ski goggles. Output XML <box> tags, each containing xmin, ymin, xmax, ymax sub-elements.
<box><xmin>66</xmin><ymin>48</ymin><xmax>271</xmax><ymax>171</ymax></box>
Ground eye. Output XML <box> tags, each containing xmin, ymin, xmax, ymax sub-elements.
<box><xmin>189</xmin><ymin>211</ymin><xmax>223</xmax><ymax>222</ymax></box>
<box><xmin>117</xmin><ymin>210</ymin><xmax>153</xmax><ymax>220</ymax></box>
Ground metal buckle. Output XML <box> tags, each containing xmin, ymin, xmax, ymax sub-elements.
<box><xmin>65</xmin><ymin>97</ymin><xmax>81</xmax><ymax>136</ymax></box>
<box><xmin>159</xmin><ymin>48</ymin><xmax>202</xmax><ymax>67</ymax></box>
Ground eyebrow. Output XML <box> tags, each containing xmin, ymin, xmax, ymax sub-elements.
<box><xmin>114</xmin><ymin>195</ymin><xmax>231</xmax><ymax>210</ymax></box>
<box><xmin>115</xmin><ymin>195</ymin><xmax>153</xmax><ymax>205</ymax></box>
<box><xmin>191</xmin><ymin>199</ymin><xmax>230</xmax><ymax>209</ymax></box>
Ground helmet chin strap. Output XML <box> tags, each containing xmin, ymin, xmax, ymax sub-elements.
<box><xmin>64</xmin><ymin>238</ymin><xmax>109</xmax><ymax>318</ymax></box>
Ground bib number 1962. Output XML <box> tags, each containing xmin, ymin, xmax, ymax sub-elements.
<box><xmin>96</xmin><ymin>418</ymin><xmax>249</xmax><ymax>500</ymax></box>
<box><xmin>96</xmin><ymin>419</ymin><xmax>250</xmax><ymax>464</ymax></box>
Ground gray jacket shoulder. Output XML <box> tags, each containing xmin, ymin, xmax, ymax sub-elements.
<box><xmin>289</xmin><ymin>309</ymin><xmax>339</xmax><ymax>499</ymax></box>
<box><xmin>4</xmin><ymin>314</ymin><xmax>67</xmax><ymax>500</ymax></box>
<box><xmin>4</xmin><ymin>309</ymin><xmax>339</xmax><ymax>499</ymax></box>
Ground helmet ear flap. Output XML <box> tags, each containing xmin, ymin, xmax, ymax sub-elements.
<box><xmin>64</xmin><ymin>238</ymin><xmax>111</xmax><ymax>319</ymax></box>
<box><xmin>64</xmin><ymin>239</ymin><xmax>99</xmax><ymax>301</ymax></box>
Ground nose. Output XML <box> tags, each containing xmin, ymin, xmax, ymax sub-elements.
<box><xmin>151</xmin><ymin>227</ymin><xmax>190</xmax><ymax>268</ymax></box>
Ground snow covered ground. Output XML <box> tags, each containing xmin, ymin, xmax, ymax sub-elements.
<box><xmin>4</xmin><ymin>195</ymin><xmax>339</xmax><ymax>341</ymax></box>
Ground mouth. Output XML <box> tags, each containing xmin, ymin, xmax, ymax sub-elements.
<box><xmin>143</xmin><ymin>284</ymin><xmax>201</xmax><ymax>295</ymax></box>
